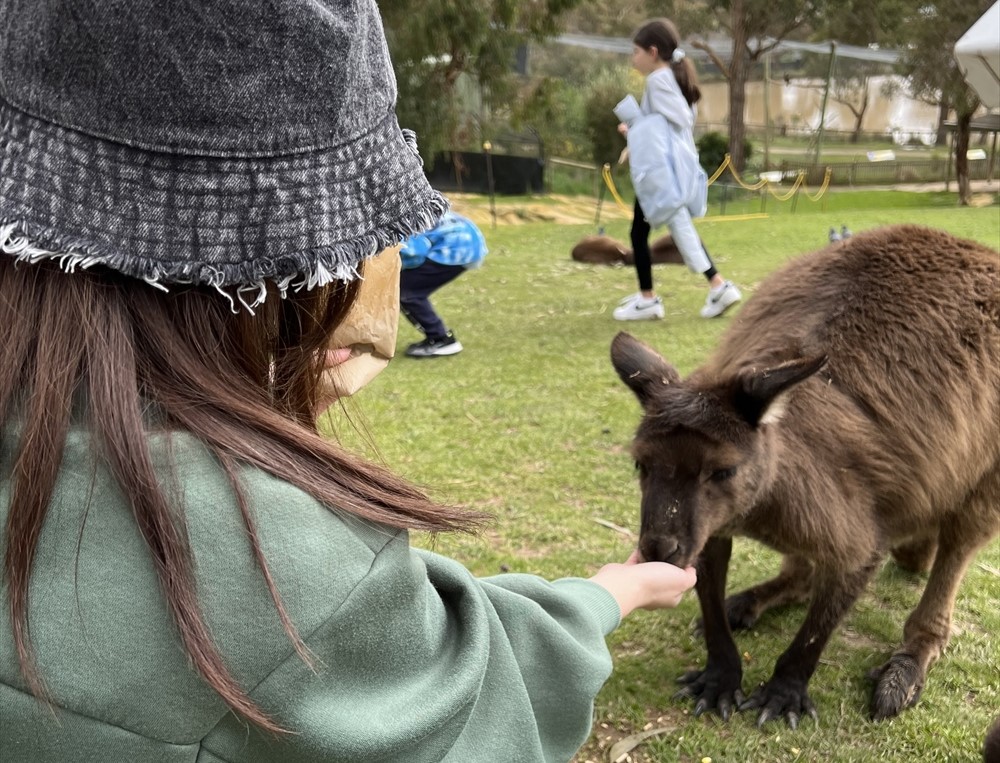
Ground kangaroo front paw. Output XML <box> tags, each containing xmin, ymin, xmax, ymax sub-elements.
<box><xmin>738</xmin><ymin>677</ymin><xmax>819</xmax><ymax>729</ymax></box>
<box><xmin>868</xmin><ymin>654</ymin><xmax>924</xmax><ymax>721</ymax></box>
<box><xmin>675</xmin><ymin>666</ymin><xmax>746</xmax><ymax>721</ymax></box>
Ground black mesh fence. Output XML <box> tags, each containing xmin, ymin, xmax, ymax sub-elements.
<box><xmin>426</xmin><ymin>151</ymin><xmax>545</xmax><ymax>195</ymax></box>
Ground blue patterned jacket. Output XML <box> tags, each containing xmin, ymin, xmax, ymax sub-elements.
<box><xmin>400</xmin><ymin>211</ymin><xmax>488</xmax><ymax>270</ymax></box>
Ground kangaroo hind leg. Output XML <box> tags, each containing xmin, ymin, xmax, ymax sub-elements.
<box><xmin>871</xmin><ymin>471</ymin><xmax>1000</xmax><ymax>721</ymax></box>
<box><xmin>890</xmin><ymin>534</ymin><xmax>938</xmax><ymax>574</ymax></box>
<box><xmin>723</xmin><ymin>554</ymin><xmax>813</xmax><ymax>631</ymax></box>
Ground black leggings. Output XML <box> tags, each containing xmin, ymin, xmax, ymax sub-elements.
<box><xmin>629</xmin><ymin>200</ymin><xmax>716</xmax><ymax>290</ymax></box>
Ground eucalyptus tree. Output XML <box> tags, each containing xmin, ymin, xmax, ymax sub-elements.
<box><xmin>815</xmin><ymin>0</ymin><xmax>910</xmax><ymax>143</ymax></box>
<box><xmin>893</xmin><ymin>0</ymin><xmax>991</xmax><ymax>204</ymax></box>
<box><xmin>378</xmin><ymin>0</ymin><xmax>584</xmax><ymax>163</ymax></box>
<box><xmin>685</xmin><ymin>0</ymin><xmax>827</xmax><ymax>172</ymax></box>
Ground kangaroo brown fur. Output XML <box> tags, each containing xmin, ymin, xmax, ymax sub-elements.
<box><xmin>611</xmin><ymin>224</ymin><xmax>1000</xmax><ymax>728</ymax></box>
<box><xmin>986</xmin><ymin>714</ymin><xmax>1000</xmax><ymax>763</ymax></box>
<box><xmin>572</xmin><ymin>235</ymin><xmax>630</xmax><ymax>265</ymax></box>
<box><xmin>571</xmin><ymin>233</ymin><xmax>683</xmax><ymax>265</ymax></box>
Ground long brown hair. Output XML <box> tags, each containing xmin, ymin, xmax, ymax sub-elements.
<box><xmin>633</xmin><ymin>18</ymin><xmax>702</xmax><ymax>107</ymax></box>
<box><xmin>0</xmin><ymin>255</ymin><xmax>483</xmax><ymax>732</ymax></box>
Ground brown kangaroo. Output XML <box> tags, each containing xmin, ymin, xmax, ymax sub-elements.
<box><xmin>611</xmin><ymin>224</ymin><xmax>1000</xmax><ymax>728</ymax></box>
<box><xmin>571</xmin><ymin>234</ymin><xmax>684</xmax><ymax>265</ymax></box>
<box><xmin>986</xmin><ymin>715</ymin><xmax>1000</xmax><ymax>763</ymax></box>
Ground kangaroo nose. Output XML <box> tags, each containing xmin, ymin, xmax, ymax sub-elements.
<box><xmin>641</xmin><ymin>536</ymin><xmax>682</xmax><ymax>564</ymax></box>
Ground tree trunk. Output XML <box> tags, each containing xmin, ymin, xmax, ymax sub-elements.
<box><xmin>728</xmin><ymin>0</ymin><xmax>750</xmax><ymax>173</ymax></box>
<box><xmin>935</xmin><ymin>100</ymin><xmax>950</xmax><ymax>147</ymax></box>
<box><xmin>955</xmin><ymin>110</ymin><xmax>972</xmax><ymax>205</ymax></box>
<box><xmin>851</xmin><ymin>101</ymin><xmax>866</xmax><ymax>143</ymax></box>
<box><xmin>851</xmin><ymin>82</ymin><xmax>869</xmax><ymax>144</ymax></box>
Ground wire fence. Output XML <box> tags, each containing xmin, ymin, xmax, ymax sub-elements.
<box><xmin>779</xmin><ymin>156</ymin><xmax>999</xmax><ymax>186</ymax></box>
<box><xmin>547</xmin><ymin>152</ymin><xmax>999</xmax><ymax>199</ymax></box>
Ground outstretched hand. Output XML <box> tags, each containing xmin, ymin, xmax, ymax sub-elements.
<box><xmin>590</xmin><ymin>550</ymin><xmax>697</xmax><ymax>619</ymax></box>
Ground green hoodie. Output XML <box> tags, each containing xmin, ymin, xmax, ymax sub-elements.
<box><xmin>0</xmin><ymin>428</ymin><xmax>621</xmax><ymax>762</ymax></box>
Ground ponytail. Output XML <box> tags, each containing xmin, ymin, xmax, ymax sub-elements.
<box><xmin>672</xmin><ymin>55</ymin><xmax>701</xmax><ymax>107</ymax></box>
<box><xmin>633</xmin><ymin>18</ymin><xmax>702</xmax><ymax>106</ymax></box>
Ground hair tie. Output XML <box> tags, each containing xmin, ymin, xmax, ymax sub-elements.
<box><xmin>671</xmin><ymin>48</ymin><xmax>686</xmax><ymax>63</ymax></box>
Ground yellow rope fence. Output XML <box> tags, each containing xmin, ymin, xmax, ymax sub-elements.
<box><xmin>602</xmin><ymin>164</ymin><xmax>632</xmax><ymax>215</ymax></box>
<box><xmin>804</xmin><ymin>165</ymin><xmax>833</xmax><ymax>202</ymax></box>
<box><xmin>602</xmin><ymin>154</ymin><xmax>833</xmax><ymax>216</ymax></box>
<box><xmin>708</xmin><ymin>154</ymin><xmax>832</xmax><ymax>201</ymax></box>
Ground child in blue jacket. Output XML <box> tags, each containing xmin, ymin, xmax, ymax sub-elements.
<box><xmin>399</xmin><ymin>210</ymin><xmax>487</xmax><ymax>357</ymax></box>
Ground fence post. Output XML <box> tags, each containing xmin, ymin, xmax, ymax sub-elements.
<box><xmin>483</xmin><ymin>141</ymin><xmax>497</xmax><ymax>230</ymax></box>
<box><xmin>814</xmin><ymin>42</ymin><xmax>837</xmax><ymax>166</ymax></box>
<box><xmin>990</xmin><ymin>131</ymin><xmax>998</xmax><ymax>181</ymax></box>
<box><xmin>595</xmin><ymin>166</ymin><xmax>607</xmax><ymax>229</ymax></box>
<box><xmin>945</xmin><ymin>131</ymin><xmax>953</xmax><ymax>192</ymax></box>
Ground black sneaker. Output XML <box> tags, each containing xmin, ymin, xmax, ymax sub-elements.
<box><xmin>405</xmin><ymin>332</ymin><xmax>463</xmax><ymax>358</ymax></box>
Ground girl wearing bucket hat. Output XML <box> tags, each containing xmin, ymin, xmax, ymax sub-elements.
<box><xmin>0</xmin><ymin>1</ymin><xmax>696</xmax><ymax>761</ymax></box>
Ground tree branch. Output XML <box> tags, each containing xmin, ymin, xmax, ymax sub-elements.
<box><xmin>750</xmin><ymin>39</ymin><xmax>782</xmax><ymax>59</ymax></box>
<box><xmin>691</xmin><ymin>38</ymin><xmax>730</xmax><ymax>80</ymax></box>
<box><xmin>748</xmin><ymin>16</ymin><xmax>810</xmax><ymax>61</ymax></box>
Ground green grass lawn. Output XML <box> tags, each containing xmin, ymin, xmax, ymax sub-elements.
<box><xmin>325</xmin><ymin>192</ymin><xmax>1000</xmax><ymax>763</ymax></box>
<box><xmin>761</xmin><ymin>136</ymin><xmax>950</xmax><ymax>162</ymax></box>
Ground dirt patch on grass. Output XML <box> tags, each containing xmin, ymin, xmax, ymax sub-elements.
<box><xmin>838</xmin><ymin>624</ymin><xmax>887</xmax><ymax>651</ymax></box>
<box><xmin>572</xmin><ymin>707</ymin><xmax>690</xmax><ymax>763</ymax></box>
<box><xmin>447</xmin><ymin>193</ymin><xmax>631</xmax><ymax>227</ymax></box>
<box><xmin>968</xmin><ymin>193</ymin><xmax>996</xmax><ymax>208</ymax></box>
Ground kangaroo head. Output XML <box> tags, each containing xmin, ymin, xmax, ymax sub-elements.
<box><xmin>611</xmin><ymin>332</ymin><xmax>825</xmax><ymax>567</ymax></box>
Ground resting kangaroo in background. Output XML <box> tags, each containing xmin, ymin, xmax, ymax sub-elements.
<box><xmin>611</xmin><ymin>224</ymin><xmax>1000</xmax><ymax>728</ymax></box>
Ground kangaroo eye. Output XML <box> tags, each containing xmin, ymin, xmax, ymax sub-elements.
<box><xmin>710</xmin><ymin>467</ymin><xmax>737</xmax><ymax>483</ymax></box>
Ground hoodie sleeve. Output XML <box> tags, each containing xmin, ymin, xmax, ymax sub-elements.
<box><xmin>201</xmin><ymin>530</ymin><xmax>621</xmax><ymax>763</ymax></box>
<box><xmin>399</xmin><ymin>232</ymin><xmax>432</xmax><ymax>269</ymax></box>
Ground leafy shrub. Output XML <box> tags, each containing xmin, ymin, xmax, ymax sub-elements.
<box><xmin>697</xmin><ymin>131</ymin><xmax>753</xmax><ymax>174</ymax></box>
<box><xmin>513</xmin><ymin>78</ymin><xmax>590</xmax><ymax>161</ymax></box>
<box><xmin>583</xmin><ymin>67</ymin><xmax>636</xmax><ymax>167</ymax></box>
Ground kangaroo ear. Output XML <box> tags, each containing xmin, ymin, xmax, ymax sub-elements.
<box><xmin>733</xmin><ymin>355</ymin><xmax>827</xmax><ymax>427</ymax></box>
<box><xmin>611</xmin><ymin>332</ymin><xmax>682</xmax><ymax>407</ymax></box>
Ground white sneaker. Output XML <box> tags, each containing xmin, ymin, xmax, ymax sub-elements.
<box><xmin>700</xmin><ymin>281</ymin><xmax>742</xmax><ymax>318</ymax></box>
<box><xmin>617</xmin><ymin>292</ymin><xmax>642</xmax><ymax>306</ymax></box>
<box><xmin>614</xmin><ymin>296</ymin><xmax>665</xmax><ymax>321</ymax></box>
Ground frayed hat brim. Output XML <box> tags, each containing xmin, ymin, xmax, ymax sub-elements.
<box><xmin>0</xmin><ymin>98</ymin><xmax>446</xmax><ymax>297</ymax></box>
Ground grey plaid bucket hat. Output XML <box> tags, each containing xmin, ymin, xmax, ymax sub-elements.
<box><xmin>0</xmin><ymin>0</ymin><xmax>445</xmax><ymax>309</ymax></box>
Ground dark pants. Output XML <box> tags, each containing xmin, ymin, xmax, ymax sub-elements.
<box><xmin>629</xmin><ymin>199</ymin><xmax>716</xmax><ymax>290</ymax></box>
<box><xmin>400</xmin><ymin>260</ymin><xmax>465</xmax><ymax>340</ymax></box>
<box><xmin>629</xmin><ymin>199</ymin><xmax>656</xmax><ymax>292</ymax></box>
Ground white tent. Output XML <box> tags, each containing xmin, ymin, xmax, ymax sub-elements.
<box><xmin>954</xmin><ymin>1</ymin><xmax>1000</xmax><ymax>108</ymax></box>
